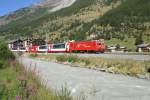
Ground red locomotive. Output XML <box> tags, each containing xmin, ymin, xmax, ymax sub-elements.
<box><xmin>65</xmin><ymin>40</ymin><xmax>106</xmax><ymax>53</ymax></box>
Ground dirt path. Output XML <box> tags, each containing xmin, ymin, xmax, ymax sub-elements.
<box><xmin>19</xmin><ymin>57</ymin><xmax>150</xmax><ymax>100</ymax></box>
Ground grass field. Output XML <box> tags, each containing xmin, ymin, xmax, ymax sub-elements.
<box><xmin>105</xmin><ymin>38</ymin><xmax>136</xmax><ymax>51</ymax></box>
<box><xmin>105</xmin><ymin>37</ymin><xmax>150</xmax><ymax>52</ymax></box>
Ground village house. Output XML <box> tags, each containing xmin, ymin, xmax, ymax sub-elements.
<box><xmin>136</xmin><ymin>44</ymin><xmax>150</xmax><ymax>52</ymax></box>
<box><xmin>8</xmin><ymin>38</ymin><xmax>32</xmax><ymax>51</ymax></box>
<box><xmin>89</xmin><ymin>31</ymin><xmax>103</xmax><ymax>39</ymax></box>
<box><xmin>106</xmin><ymin>44</ymin><xmax>126</xmax><ymax>53</ymax></box>
<box><xmin>8</xmin><ymin>39</ymin><xmax>23</xmax><ymax>50</ymax></box>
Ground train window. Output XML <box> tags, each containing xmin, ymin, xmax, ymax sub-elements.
<box><xmin>53</xmin><ymin>43</ymin><xmax>65</xmax><ymax>49</ymax></box>
<box><xmin>20</xmin><ymin>47</ymin><xmax>26</xmax><ymax>50</ymax></box>
<box><xmin>39</xmin><ymin>45</ymin><xmax>47</xmax><ymax>49</ymax></box>
<box><xmin>12</xmin><ymin>47</ymin><xmax>18</xmax><ymax>50</ymax></box>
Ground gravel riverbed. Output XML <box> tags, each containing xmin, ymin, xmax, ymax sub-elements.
<box><xmin>19</xmin><ymin>57</ymin><xmax>150</xmax><ymax>100</ymax></box>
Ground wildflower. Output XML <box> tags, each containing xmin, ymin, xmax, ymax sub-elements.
<box><xmin>15</xmin><ymin>95</ymin><xmax>20</xmax><ymax>100</ymax></box>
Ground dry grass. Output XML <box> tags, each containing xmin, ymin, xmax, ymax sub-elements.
<box><xmin>30</xmin><ymin>53</ymin><xmax>150</xmax><ymax>78</ymax></box>
<box><xmin>81</xmin><ymin>57</ymin><xmax>149</xmax><ymax>78</ymax></box>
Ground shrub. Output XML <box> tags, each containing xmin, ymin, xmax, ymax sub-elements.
<box><xmin>84</xmin><ymin>59</ymin><xmax>91</xmax><ymax>66</ymax></box>
<box><xmin>17</xmin><ymin>51</ymin><xmax>23</xmax><ymax>56</ymax></box>
<box><xmin>67</xmin><ymin>55</ymin><xmax>78</xmax><ymax>63</ymax></box>
<box><xmin>29</xmin><ymin>53</ymin><xmax>38</xmax><ymax>58</ymax></box>
<box><xmin>0</xmin><ymin>60</ymin><xmax>7</xmax><ymax>69</ymax></box>
<box><xmin>80</xmin><ymin>58</ymin><xmax>91</xmax><ymax>66</ymax></box>
<box><xmin>56</xmin><ymin>55</ymin><xmax>79</xmax><ymax>63</ymax></box>
<box><xmin>147</xmin><ymin>68</ymin><xmax>150</xmax><ymax>73</ymax></box>
<box><xmin>56</xmin><ymin>55</ymin><xmax>67</xmax><ymax>62</ymax></box>
<box><xmin>0</xmin><ymin>83</ymin><xmax>6</xmax><ymax>98</ymax></box>
<box><xmin>0</xmin><ymin>60</ymin><xmax>4</xmax><ymax>69</ymax></box>
<box><xmin>0</xmin><ymin>42</ymin><xmax>15</xmax><ymax>60</ymax></box>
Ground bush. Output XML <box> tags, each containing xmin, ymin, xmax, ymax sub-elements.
<box><xmin>0</xmin><ymin>42</ymin><xmax>15</xmax><ymax>69</ymax></box>
<box><xmin>0</xmin><ymin>60</ymin><xmax>4</xmax><ymax>68</ymax></box>
<box><xmin>84</xmin><ymin>59</ymin><xmax>91</xmax><ymax>66</ymax></box>
<box><xmin>56</xmin><ymin>55</ymin><xmax>79</xmax><ymax>63</ymax></box>
<box><xmin>0</xmin><ymin>42</ymin><xmax>15</xmax><ymax>60</ymax></box>
<box><xmin>56</xmin><ymin>55</ymin><xmax>67</xmax><ymax>62</ymax></box>
<box><xmin>29</xmin><ymin>53</ymin><xmax>38</xmax><ymax>57</ymax></box>
<box><xmin>67</xmin><ymin>55</ymin><xmax>78</xmax><ymax>63</ymax></box>
<box><xmin>17</xmin><ymin>51</ymin><xmax>23</xmax><ymax>56</ymax></box>
<box><xmin>147</xmin><ymin>68</ymin><xmax>150</xmax><ymax>73</ymax></box>
<box><xmin>0</xmin><ymin>60</ymin><xmax>5</xmax><ymax>69</ymax></box>
<box><xmin>0</xmin><ymin>83</ymin><xmax>6</xmax><ymax>98</ymax></box>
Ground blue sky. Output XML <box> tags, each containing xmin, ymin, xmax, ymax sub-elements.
<box><xmin>0</xmin><ymin>0</ymin><xmax>40</xmax><ymax>16</ymax></box>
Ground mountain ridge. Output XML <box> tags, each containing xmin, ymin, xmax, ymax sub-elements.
<box><xmin>0</xmin><ymin>0</ymin><xmax>76</xmax><ymax>26</ymax></box>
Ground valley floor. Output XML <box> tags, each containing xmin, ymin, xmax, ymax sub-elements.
<box><xmin>19</xmin><ymin>57</ymin><xmax>150</xmax><ymax>100</ymax></box>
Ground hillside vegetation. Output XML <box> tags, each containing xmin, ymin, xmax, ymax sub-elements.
<box><xmin>0</xmin><ymin>0</ymin><xmax>150</xmax><ymax>50</ymax></box>
<box><xmin>0</xmin><ymin>0</ymin><xmax>118</xmax><ymax>39</ymax></box>
<box><xmin>90</xmin><ymin>0</ymin><xmax>150</xmax><ymax>44</ymax></box>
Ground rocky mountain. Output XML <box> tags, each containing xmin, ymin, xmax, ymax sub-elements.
<box><xmin>0</xmin><ymin>0</ymin><xmax>76</xmax><ymax>26</ymax></box>
<box><xmin>38</xmin><ymin>0</ymin><xmax>76</xmax><ymax>12</ymax></box>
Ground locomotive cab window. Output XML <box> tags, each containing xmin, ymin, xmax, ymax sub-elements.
<box><xmin>53</xmin><ymin>43</ymin><xmax>65</xmax><ymax>49</ymax></box>
<box><xmin>97</xmin><ymin>43</ymin><xmax>101</xmax><ymax>45</ymax></box>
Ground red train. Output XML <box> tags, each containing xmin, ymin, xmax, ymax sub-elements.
<box><xmin>28</xmin><ymin>40</ymin><xmax>106</xmax><ymax>53</ymax></box>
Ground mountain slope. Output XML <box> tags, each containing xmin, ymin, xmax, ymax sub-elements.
<box><xmin>0</xmin><ymin>0</ymin><xmax>76</xmax><ymax>27</ymax></box>
<box><xmin>87</xmin><ymin>0</ymin><xmax>150</xmax><ymax>44</ymax></box>
<box><xmin>83</xmin><ymin>0</ymin><xmax>150</xmax><ymax>50</ymax></box>
<box><xmin>0</xmin><ymin>0</ymin><xmax>150</xmax><ymax>50</ymax></box>
<box><xmin>0</xmin><ymin>0</ymin><xmax>78</xmax><ymax>38</ymax></box>
<box><xmin>0</xmin><ymin>0</ymin><xmax>113</xmax><ymax>39</ymax></box>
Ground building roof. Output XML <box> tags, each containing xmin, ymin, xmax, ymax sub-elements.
<box><xmin>7</xmin><ymin>38</ymin><xmax>33</xmax><ymax>44</ymax></box>
<box><xmin>107</xmin><ymin>44</ymin><xmax>126</xmax><ymax>50</ymax></box>
<box><xmin>137</xmin><ymin>44</ymin><xmax>150</xmax><ymax>48</ymax></box>
<box><xmin>7</xmin><ymin>39</ymin><xmax>23</xmax><ymax>44</ymax></box>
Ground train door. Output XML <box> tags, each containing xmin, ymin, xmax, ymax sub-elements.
<box><xmin>66</xmin><ymin>42</ymin><xmax>71</xmax><ymax>52</ymax></box>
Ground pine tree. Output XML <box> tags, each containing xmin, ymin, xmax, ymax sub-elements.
<box><xmin>135</xmin><ymin>33</ymin><xmax>143</xmax><ymax>45</ymax></box>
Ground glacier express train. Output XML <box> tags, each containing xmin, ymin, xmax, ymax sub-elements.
<box><xmin>28</xmin><ymin>40</ymin><xmax>106</xmax><ymax>53</ymax></box>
